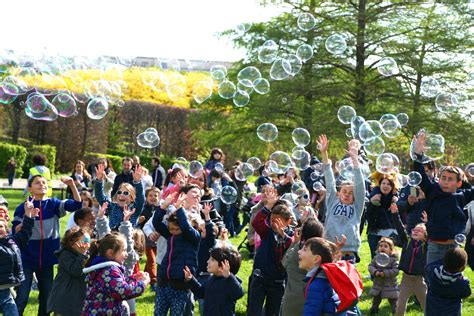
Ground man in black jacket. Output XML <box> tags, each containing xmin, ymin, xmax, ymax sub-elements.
<box><xmin>111</xmin><ymin>157</ymin><xmax>134</xmax><ymax>196</ymax></box>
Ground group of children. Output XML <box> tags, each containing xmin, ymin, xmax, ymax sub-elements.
<box><xmin>0</xmin><ymin>131</ymin><xmax>472</xmax><ymax>315</ymax></box>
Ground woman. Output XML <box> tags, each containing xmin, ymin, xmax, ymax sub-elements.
<box><xmin>67</xmin><ymin>160</ymin><xmax>91</xmax><ymax>198</ymax></box>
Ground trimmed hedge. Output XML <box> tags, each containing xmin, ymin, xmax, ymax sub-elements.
<box><xmin>23</xmin><ymin>145</ymin><xmax>57</xmax><ymax>177</ymax></box>
<box><xmin>0</xmin><ymin>142</ymin><xmax>28</xmax><ymax>178</ymax></box>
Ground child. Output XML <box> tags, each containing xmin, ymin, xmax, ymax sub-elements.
<box><xmin>297</xmin><ymin>237</ymin><xmax>341</xmax><ymax>315</ymax></box>
<box><xmin>390</xmin><ymin>204</ymin><xmax>427</xmax><ymax>315</ymax></box>
<box><xmin>95</xmin><ymin>202</ymin><xmax>145</xmax><ymax>316</ymax></box>
<box><xmin>66</xmin><ymin>207</ymin><xmax>96</xmax><ymax>234</ymax></box>
<box><xmin>47</xmin><ymin>227</ymin><xmax>90</xmax><ymax>315</ymax></box>
<box><xmin>162</xmin><ymin>167</ymin><xmax>188</xmax><ymax>203</ymax></box>
<box><xmin>205</xmin><ymin>148</ymin><xmax>225</xmax><ymax>183</ymax></box>
<box><xmin>317</xmin><ymin>134</ymin><xmax>366</xmax><ymax>261</ymax></box>
<box><xmin>185</xmin><ymin>245</ymin><xmax>244</xmax><ymax>316</ymax></box>
<box><xmin>12</xmin><ymin>175</ymin><xmax>83</xmax><ymax>316</ymax></box>
<box><xmin>137</xmin><ymin>187</ymin><xmax>160</xmax><ymax>289</ymax></box>
<box><xmin>247</xmin><ymin>188</ymin><xmax>294</xmax><ymax>316</ymax></box>
<box><xmin>94</xmin><ymin>163</ymin><xmax>145</xmax><ymax>229</ymax></box>
<box><xmin>0</xmin><ymin>201</ymin><xmax>37</xmax><ymax>316</ymax></box>
<box><xmin>66</xmin><ymin>190</ymin><xmax>94</xmax><ymax>230</ymax></box>
<box><xmin>413</xmin><ymin>132</ymin><xmax>474</xmax><ymax>264</ymax></box>
<box><xmin>425</xmin><ymin>248</ymin><xmax>471</xmax><ymax>316</ymax></box>
<box><xmin>152</xmin><ymin>186</ymin><xmax>201</xmax><ymax>316</ymax></box>
<box><xmin>368</xmin><ymin>237</ymin><xmax>400</xmax><ymax>314</ymax></box>
<box><xmin>82</xmin><ymin>232</ymin><xmax>149</xmax><ymax>315</ymax></box>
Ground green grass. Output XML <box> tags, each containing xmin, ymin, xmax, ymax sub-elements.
<box><xmin>1</xmin><ymin>188</ymin><xmax>473</xmax><ymax>315</ymax></box>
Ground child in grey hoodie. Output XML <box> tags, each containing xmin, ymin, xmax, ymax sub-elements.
<box><xmin>317</xmin><ymin>135</ymin><xmax>366</xmax><ymax>259</ymax></box>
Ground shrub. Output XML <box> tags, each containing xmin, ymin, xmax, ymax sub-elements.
<box><xmin>23</xmin><ymin>145</ymin><xmax>57</xmax><ymax>177</ymax></box>
<box><xmin>0</xmin><ymin>142</ymin><xmax>28</xmax><ymax>178</ymax></box>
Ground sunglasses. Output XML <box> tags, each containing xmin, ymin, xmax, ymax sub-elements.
<box><xmin>116</xmin><ymin>191</ymin><xmax>131</xmax><ymax>196</ymax></box>
<box><xmin>81</xmin><ymin>236</ymin><xmax>91</xmax><ymax>244</ymax></box>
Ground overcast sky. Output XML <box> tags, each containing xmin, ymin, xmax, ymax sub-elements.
<box><xmin>6</xmin><ymin>0</ymin><xmax>286</xmax><ymax>61</ymax></box>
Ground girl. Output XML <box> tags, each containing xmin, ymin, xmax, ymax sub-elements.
<box><xmin>390</xmin><ymin>204</ymin><xmax>428</xmax><ymax>315</ymax></box>
<box><xmin>368</xmin><ymin>237</ymin><xmax>400</xmax><ymax>315</ymax></box>
<box><xmin>94</xmin><ymin>163</ymin><xmax>145</xmax><ymax>230</ymax></box>
<box><xmin>141</xmin><ymin>167</ymin><xmax>154</xmax><ymax>192</ymax></box>
<box><xmin>152</xmin><ymin>186</ymin><xmax>201</xmax><ymax>316</ymax></box>
<box><xmin>95</xmin><ymin>201</ymin><xmax>145</xmax><ymax>316</ymax></box>
<box><xmin>82</xmin><ymin>232</ymin><xmax>149</xmax><ymax>315</ymax></box>
<box><xmin>204</xmin><ymin>148</ymin><xmax>225</xmax><ymax>178</ymax></box>
<box><xmin>47</xmin><ymin>227</ymin><xmax>90</xmax><ymax>316</ymax></box>
<box><xmin>67</xmin><ymin>160</ymin><xmax>91</xmax><ymax>198</ymax></box>
<box><xmin>366</xmin><ymin>172</ymin><xmax>400</xmax><ymax>258</ymax></box>
<box><xmin>66</xmin><ymin>190</ymin><xmax>94</xmax><ymax>230</ymax></box>
<box><xmin>162</xmin><ymin>167</ymin><xmax>188</xmax><ymax>202</ymax></box>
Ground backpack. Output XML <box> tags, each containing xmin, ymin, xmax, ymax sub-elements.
<box><xmin>321</xmin><ymin>260</ymin><xmax>363</xmax><ymax>313</ymax></box>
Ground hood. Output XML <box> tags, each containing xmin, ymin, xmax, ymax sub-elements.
<box><xmin>434</xmin><ymin>265</ymin><xmax>463</xmax><ymax>285</ymax></box>
<box><xmin>83</xmin><ymin>256</ymin><xmax>121</xmax><ymax>274</ymax></box>
<box><xmin>33</xmin><ymin>165</ymin><xmax>49</xmax><ymax>173</ymax></box>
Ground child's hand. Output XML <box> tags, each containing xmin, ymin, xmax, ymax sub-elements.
<box><xmin>379</xmin><ymin>271</ymin><xmax>385</xmax><ymax>277</ymax></box>
<box><xmin>264</xmin><ymin>187</ymin><xmax>278</xmax><ymax>209</ymax></box>
<box><xmin>24</xmin><ymin>197</ymin><xmax>34</xmax><ymax>213</ymax></box>
<box><xmin>335</xmin><ymin>234</ymin><xmax>347</xmax><ymax>249</ymax></box>
<box><xmin>176</xmin><ymin>171</ymin><xmax>187</xmax><ymax>187</ymax></box>
<box><xmin>123</xmin><ymin>205</ymin><xmax>136</xmax><ymax>222</ymax></box>
<box><xmin>74</xmin><ymin>240</ymin><xmax>90</xmax><ymax>255</ymax></box>
<box><xmin>98</xmin><ymin>202</ymin><xmax>108</xmax><ymax>218</ymax></box>
<box><xmin>221</xmin><ymin>259</ymin><xmax>231</xmax><ymax>278</ymax></box>
<box><xmin>317</xmin><ymin>134</ymin><xmax>329</xmax><ymax>153</ymax></box>
<box><xmin>95</xmin><ymin>164</ymin><xmax>105</xmax><ymax>181</ymax></box>
<box><xmin>136</xmin><ymin>271</ymin><xmax>150</xmax><ymax>284</ymax></box>
<box><xmin>162</xmin><ymin>192</ymin><xmax>178</xmax><ymax>209</ymax></box>
<box><xmin>413</xmin><ymin>132</ymin><xmax>427</xmax><ymax>155</ymax></box>
<box><xmin>390</xmin><ymin>203</ymin><xmax>398</xmax><ymax>214</ymax></box>
<box><xmin>149</xmin><ymin>231</ymin><xmax>160</xmax><ymax>242</ymax></box>
<box><xmin>421</xmin><ymin>211</ymin><xmax>428</xmax><ymax>223</ymax></box>
<box><xmin>202</xmin><ymin>202</ymin><xmax>212</xmax><ymax>221</ymax></box>
<box><xmin>25</xmin><ymin>207</ymin><xmax>40</xmax><ymax>218</ymax></box>
<box><xmin>370</xmin><ymin>194</ymin><xmax>381</xmax><ymax>205</ymax></box>
<box><xmin>183</xmin><ymin>266</ymin><xmax>193</xmax><ymax>281</ymax></box>
<box><xmin>174</xmin><ymin>192</ymin><xmax>187</xmax><ymax>209</ymax></box>
<box><xmin>272</xmin><ymin>217</ymin><xmax>286</xmax><ymax>237</ymax></box>
<box><xmin>61</xmin><ymin>176</ymin><xmax>74</xmax><ymax>187</ymax></box>
<box><xmin>132</xmin><ymin>164</ymin><xmax>144</xmax><ymax>182</ymax></box>
<box><xmin>138</xmin><ymin>215</ymin><xmax>145</xmax><ymax>224</ymax></box>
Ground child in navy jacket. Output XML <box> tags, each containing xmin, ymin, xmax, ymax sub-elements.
<box><xmin>247</xmin><ymin>188</ymin><xmax>294</xmax><ymax>316</ymax></box>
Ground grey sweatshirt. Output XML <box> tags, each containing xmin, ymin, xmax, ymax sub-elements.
<box><xmin>323</xmin><ymin>162</ymin><xmax>366</xmax><ymax>252</ymax></box>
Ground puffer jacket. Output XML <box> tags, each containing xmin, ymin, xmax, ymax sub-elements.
<box><xmin>81</xmin><ymin>256</ymin><xmax>146</xmax><ymax>315</ymax></box>
<box><xmin>368</xmin><ymin>253</ymin><xmax>400</xmax><ymax>299</ymax></box>
<box><xmin>303</xmin><ymin>268</ymin><xmax>346</xmax><ymax>316</ymax></box>
<box><xmin>0</xmin><ymin>216</ymin><xmax>34</xmax><ymax>286</ymax></box>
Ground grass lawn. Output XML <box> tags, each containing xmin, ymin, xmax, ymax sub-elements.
<box><xmin>1</xmin><ymin>188</ymin><xmax>473</xmax><ymax>315</ymax></box>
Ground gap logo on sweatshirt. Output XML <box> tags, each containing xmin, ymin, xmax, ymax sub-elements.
<box><xmin>333</xmin><ymin>203</ymin><xmax>355</xmax><ymax>219</ymax></box>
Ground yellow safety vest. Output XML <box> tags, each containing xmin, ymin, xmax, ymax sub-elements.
<box><xmin>30</xmin><ymin>166</ymin><xmax>53</xmax><ymax>197</ymax></box>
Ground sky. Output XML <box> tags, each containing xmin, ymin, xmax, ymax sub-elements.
<box><xmin>6</xmin><ymin>0</ymin><xmax>286</xmax><ymax>62</ymax></box>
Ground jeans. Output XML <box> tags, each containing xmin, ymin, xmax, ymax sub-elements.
<box><xmin>247</xmin><ymin>272</ymin><xmax>285</xmax><ymax>316</ymax></box>
<box><xmin>224</xmin><ymin>205</ymin><xmax>237</xmax><ymax>237</ymax></box>
<box><xmin>0</xmin><ymin>288</ymin><xmax>19</xmax><ymax>316</ymax></box>
<box><xmin>367</xmin><ymin>234</ymin><xmax>382</xmax><ymax>259</ymax></box>
<box><xmin>15</xmin><ymin>266</ymin><xmax>54</xmax><ymax>316</ymax></box>
<box><xmin>7</xmin><ymin>173</ymin><xmax>15</xmax><ymax>186</ymax></box>
<box><xmin>427</xmin><ymin>241</ymin><xmax>458</xmax><ymax>265</ymax></box>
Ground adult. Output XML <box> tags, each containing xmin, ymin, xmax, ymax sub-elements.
<box><xmin>24</xmin><ymin>154</ymin><xmax>52</xmax><ymax>197</ymax></box>
<box><xmin>5</xmin><ymin>157</ymin><xmax>17</xmax><ymax>186</ymax></box>
<box><xmin>111</xmin><ymin>157</ymin><xmax>134</xmax><ymax>197</ymax></box>
<box><xmin>67</xmin><ymin>160</ymin><xmax>91</xmax><ymax>198</ymax></box>
<box><xmin>97</xmin><ymin>158</ymin><xmax>117</xmax><ymax>198</ymax></box>
<box><xmin>132</xmin><ymin>155</ymin><xmax>140</xmax><ymax>170</ymax></box>
<box><xmin>151</xmin><ymin>156</ymin><xmax>166</xmax><ymax>189</ymax></box>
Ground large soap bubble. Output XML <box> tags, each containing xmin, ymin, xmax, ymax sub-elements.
<box><xmin>296</xmin><ymin>44</ymin><xmax>314</xmax><ymax>62</ymax></box>
<box><xmin>374</xmin><ymin>253</ymin><xmax>390</xmax><ymax>267</ymax></box>
<box><xmin>325</xmin><ymin>34</ymin><xmax>347</xmax><ymax>55</ymax></box>
<box><xmin>237</xmin><ymin>66</ymin><xmax>262</xmax><ymax>86</ymax></box>
<box><xmin>292</xmin><ymin>128</ymin><xmax>311</xmax><ymax>147</ymax></box>
<box><xmin>234</xmin><ymin>162</ymin><xmax>254</xmax><ymax>181</ymax></box>
<box><xmin>297</xmin><ymin>13</ymin><xmax>316</xmax><ymax>31</ymax></box>
<box><xmin>350</xmin><ymin>116</ymin><xmax>366</xmax><ymax>140</ymax></box>
<box><xmin>52</xmin><ymin>93</ymin><xmax>77</xmax><ymax>118</ymax></box>
<box><xmin>291</xmin><ymin>180</ymin><xmax>307</xmax><ymax>197</ymax></box>
<box><xmin>286</xmin><ymin>54</ymin><xmax>303</xmax><ymax>76</ymax></box>
<box><xmin>377</xmin><ymin>57</ymin><xmax>399</xmax><ymax>76</ymax></box>
<box><xmin>292</xmin><ymin>149</ymin><xmax>311</xmax><ymax>171</ymax></box>
<box><xmin>420</xmin><ymin>77</ymin><xmax>440</xmax><ymax>98</ymax></box>
<box><xmin>376</xmin><ymin>153</ymin><xmax>400</xmax><ymax>174</ymax></box>
<box><xmin>435</xmin><ymin>92</ymin><xmax>458</xmax><ymax>113</ymax></box>
<box><xmin>0</xmin><ymin>82</ymin><xmax>18</xmax><ymax>104</ymax></box>
<box><xmin>210</xmin><ymin>65</ymin><xmax>227</xmax><ymax>81</ymax></box>
<box><xmin>407</xmin><ymin>171</ymin><xmax>422</xmax><ymax>187</ymax></box>
<box><xmin>396</xmin><ymin>113</ymin><xmax>409</xmax><ymax>126</ymax></box>
<box><xmin>25</xmin><ymin>98</ymin><xmax>58</xmax><ymax>121</ymax></box>
<box><xmin>192</xmin><ymin>80</ymin><xmax>213</xmax><ymax>104</ymax></box>
<box><xmin>270</xmin><ymin>58</ymin><xmax>291</xmax><ymax>81</ymax></box>
<box><xmin>26</xmin><ymin>92</ymin><xmax>49</xmax><ymax>114</ymax></box>
<box><xmin>382</xmin><ymin>119</ymin><xmax>401</xmax><ymax>138</ymax></box>
<box><xmin>359</xmin><ymin>120</ymin><xmax>383</xmax><ymax>141</ymax></box>
<box><xmin>337</xmin><ymin>105</ymin><xmax>356</xmax><ymax>124</ymax></box>
<box><xmin>269</xmin><ymin>151</ymin><xmax>292</xmax><ymax>174</ymax></box>
<box><xmin>221</xmin><ymin>185</ymin><xmax>238</xmax><ymax>204</ymax></box>
<box><xmin>363</xmin><ymin>137</ymin><xmax>385</xmax><ymax>156</ymax></box>
<box><xmin>218</xmin><ymin>80</ymin><xmax>236</xmax><ymax>99</ymax></box>
<box><xmin>257</xmin><ymin>123</ymin><xmax>278</xmax><ymax>142</ymax></box>
<box><xmin>253</xmin><ymin>78</ymin><xmax>270</xmax><ymax>94</ymax></box>
<box><xmin>247</xmin><ymin>157</ymin><xmax>262</xmax><ymax>170</ymax></box>
<box><xmin>87</xmin><ymin>97</ymin><xmax>109</xmax><ymax>120</ymax></box>
<box><xmin>189</xmin><ymin>160</ymin><xmax>204</xmax><ymax>179</ymax></box>
<box><xmin>258</xmin><ymin>40</ymin><xmax>279</xmax><ymax>64</ymax></box>
<box><xmin>233</xmin><ymin>90</ymin><xmax>250</xmax><ymax>107</ymax></box>
<box><xmin>136</xmin><ymin>128</ymin><xmax>160</xmax><ymax>148</ymax></box>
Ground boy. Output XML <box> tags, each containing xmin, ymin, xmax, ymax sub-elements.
<box><xmin>413</xmin><ymin>132</ymin><xmax>474</xmax><ymax>264</ymax></box>
<box><xmin>247</xmin><ymin>189</ymin><xmax>294</xmax><ymax>316</ymax></box>
<box><xmin>425</xmin><ymin>248</ymin><xmax>471</xmax><ymax>316</ymax></box>
<box><xmin>317</xmin><ymin>134</ymin><xmax>366</xmax><ymax>261</ymax></box>
<box><xmin>0</xmin><ymin>202</ymin><xmax>38</xmax><ymax>315</ymax></box>
<box><xmin>298</xmin><ymin>237</ymin><xmax>343</xmax><ymax>315</ymax></box>
<box><xmin>12</xmin><ymin>175</ymin><xmax>82</xmax><ymax>316</ymax></box>
<box><xmin>185</xmin><ymin>246</ymin><xmax>244</xmax><ymax>316</ymax></box>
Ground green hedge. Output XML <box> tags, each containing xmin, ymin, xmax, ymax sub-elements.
<box><xmin>0</xmin><ymin>142</ymin><xmax>28</xmax><ymax>178</ymax></box>
<box><xmin>106</xmin><ymin>149</ymin><xmax>174</xmax><ymax>171</ymax></box>
<box><xmin>23</xmin><ymin>145</ymin><xmax>57</xmax><ymax>177</ymax></box>
<box><xmin>84</xmin><ymin>152</ymin><xmax>123</xmax><ymax>173</ymax></box>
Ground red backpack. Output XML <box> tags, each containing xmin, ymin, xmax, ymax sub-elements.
<box><xmin>321</xmin><ymin>260</ymin><xmax>363</xmax><ymax>313</ymax></box>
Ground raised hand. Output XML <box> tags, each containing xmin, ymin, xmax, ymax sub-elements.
<box><xmin>98</xmin><ymin>201</ymin><xmax>109</xmax><ymax>219</ymax></box>
<box><xmin>202</xmin><ymin>202</ymin><xmax>212</xmax><ymax>221</ymax></box>
<box><xmin>174</xmin><ymin>192</ymin><xmax>187</xmax><ymax>209</ymax></box>
<box><xmin>60</xmin><ymin>176</ymin><xmax>74</xmax><ymax>187</ymax></box>
<box><xmin>346</xmin><ymin>141</ymin><xmax>360</xmax><ymax>166</ymax></box>
<box><xmin>413</xmin><ymin>132</ymin><xmax>427</xmax><ymax>155</ymax></box>
<box><xmin>132</xmin><ymin>164</ymin><xmax>144</xmax><ymax>182</ymax></box>
<box><xmin>317</xmin><ymin>134</ymin><xmax>329</xmax><ymax>153</ymax></box>
<box><xmin>24</xmin><ymin>197</ymin><xmax>34</xmax><ymax>213</ymax></box>
<box><xmin>123</xmin><ymin>205</ymin><xmax>136</xmax><ymax>222</ymax></box>
<box><xmin>264</xmin><ymin>187</ymin><xmax>278</xmax><ymax>210</ymax></box>
<box><xmin>74</xmin><ymin>239</ymin><xmax>90</xmax><ymax>255</ymax></box>
<box><xmin>421</xmin><ymin>211</ymin><xmax>428</xmax><ymax>223</ymax></box>
<box><xmin>25</xmin><ymin>206</ymin><xmax>40</xmax><ymax>218</ymax></box>
<box><xmin>95</xmin><ymin>164</ymin><xmax>105</xmax><ymax>182</ymax></box>
<box><xmin>149</xmin><ymin>231</ymin><xmax>160</xmax><ymax>242</ymax></box>
<box><xmin>183</xmin><ymin>266</ymin><xmax>193</xmax><ymax>281</ymax></box>
<box><xmin>221</xmin><ymin>259</ymin><xmax>231</xmax><ymax>278</ymax></box>
<box><xmin>273</xmin><ymin>217</ymin><xmax>286</xmax><ymax>237</ymax></box>
<box><xmin>162</xmin><ymin>192</ymin><xmax>178</xmax><ymax>209</ymax></box>
<box><xmin>335</xmin><ymin>234</ymin><xmax>347</xmax><ymax>249</ymax></box>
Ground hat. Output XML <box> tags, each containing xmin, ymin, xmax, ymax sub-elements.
<box><xmin>0</xmin><ymin>195</ymin><xmax>8</xmax><ymax>207</ymax></box>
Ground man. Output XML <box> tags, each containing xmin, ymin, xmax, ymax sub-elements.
<box><xmin>150</xmin><ymin>156</ymin><xmax>166</xmax><ymax>189</ymax></box>
<box><xmin>111</xmin><ymin>157</ymin><xmax>134</xmax><ymax>196</ymax></box>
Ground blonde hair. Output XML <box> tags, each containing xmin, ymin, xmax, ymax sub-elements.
<box><xmin>133</xmin><ymin>228</ymin><xmax>145</xmax><ymax>257</ymax></box>
<box><xmin>113</xmin><ymin>183</ymin><xmax>136</xmax><ymax>202</ymax></box>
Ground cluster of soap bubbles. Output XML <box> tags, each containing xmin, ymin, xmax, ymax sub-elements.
<box><xmin>409</xmin><ymin>129</ymin><xmax>445</xmax><ymax>163</ymax></box>
<box><xmin>136</xmin><ymin>128</ymin><xmax>160</xmax><ymax>149</ymax></box>
<box><xmin>420</xmin><ymin>77</ymin><xmax>470</xmax><ymax>114</ymax></box>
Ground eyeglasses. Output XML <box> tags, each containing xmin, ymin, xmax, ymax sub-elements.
<box><xmin>116</xmin><ymin>191</ymin><xmax>131</xmax><ymax>196</ymax></box>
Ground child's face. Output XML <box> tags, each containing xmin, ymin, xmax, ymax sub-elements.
<box><xmin>380</xmin><ymin>179</ymin><xmax>393</xmax><ymax>195</ymax></box>
<box><xmin>75</xmin><ymin>163</ymin><xmax>84</xmax><ymax>174</ymax></box>
<box><xmin>439</xmin><ymin>171</ymin><xmax>461</xmax><ymax>193</ymax></box>
<box><xmin>168</xmin><ymin>222</ymin><xmax>182</xmax><ymax>235</ymax></box>
<box><xmin>378</xmin><ymin>241</ymin><xmax>391</xmax><ymax>255</ymax></box>
<box><xmin>78</xmin><ymin>213</ymin><xmax>96</xmax><ymax>230</ymax></box>
<box><xmin>146</xmin><ymin>191</ymin><xmax>159</xmax><ymax>205</ymax></box>
<box><xmin>207</xmin><ymin>256</ymin><xmax>221</xmax><ymax>275</ymax></box>
<box><xmin>0</xmin><ymin>221</ymin><xmax>8</xmax><ymax>238</ymax></box>
<box><xmin>29</xmin><ymin>177</ymin><xmax>48</xmax><ymax>196</ymax></box>
<box><xmin>110</xmin><ymin>244</ymin><xmax>128</xmax><ymax>265</ymax></box>
<box><xmin>337</xmin><ymin>185</ymin><xmax>354</xmax><ymax>205</ymax></box>
<box><xmin>184</xmin><ymin>188</ymin><xmax>202</xmax><ymax>208</ymax></box>
<box><xmin>213</xmin><ymin>152</ymin><xmax>221</xmax><ymax>160</ymax></box>
<box><xmin>411</xmin><ymin>225</ymin><xmax>426</xmax><ymax>241</ymax></box>
<box><xmin>116</xmin><ymin>188</ymin><xmax>132</xmax><ymax>206</ymax></box>
<box><xmin>298</xmin><ymin>245</ymin><xmax>321</xmax><ymax>271</ymax></box>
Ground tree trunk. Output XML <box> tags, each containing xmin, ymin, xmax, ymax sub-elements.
<box><xmin>354</xmin><ymin>0</ymin><xmax>367</xmax><ymax>113</ymax></box>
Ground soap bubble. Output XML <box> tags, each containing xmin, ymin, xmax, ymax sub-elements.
<box><xmin>221</xmin><ymin>186</ymin><xmax>238</xmax><ymax>204</ymax></box>
<box><xmin>218</xmin><ymin>80</ymin><xmax>236</xmax><ymax>99</ymax></box>
<box><xmin>247</xmin><ymin>157</ymin><xmax>262</xmax><ymax>170</ymax></box>
<box><xmin>377</xmin><ymin>57</ymin><xmax>399</xmax><ymax>76</ymax></box>
<box><xmin>396</xmin><ymin>113</ymin><xmax>409</xmax><ymax>126</ymax></box>
<box><xmin>237</xmin><ymin>81</ymin><xmax>253</xmax><ymax>95</ymax></box>
<box><xmin>297</xmin><ymin>13</ymin><xmax>316</xmax><ymax>31</ymax></box>
<box><xmin>398</xmin><ymin>174</ymin><xmax>409</xmax><ymax>188</ymax></box>
<box><xmin>257</xmin><ymin>123</ymin><xmax>278</xmax><ymax>142</ymax></box>
<box><xmin>280</xmin><ymin>193</ymin><xmax>297</xmax><ymax>207</ymax></box>
<box><xmin>258</xmin><ymin>40</ymin><xmax>279</xmax><ymax>64</ymax></box>
<box><xmin>379</xmin><ymin>113</ymin><xmax>397</xmax><ymax>125</ymax></box>
<box><xmin>238</xmin><ymin>67</ymin><xmax>262</xmax><ymax>86</ymax></box>
<box><xmin>286</xmin><ymin>54</ymin><xmax>303</xmax><ymax>76</ymax></box>
<box><xmin>235</xmin><ymin>22</ymin><xmax>252</xmax><ymax>36</ymax></box>
<box><xmin>296</xmin><ymin>44</ymin><xmax>314</xmax><ymax>62</ymax></box>
<box><xmin>374</xmin><ymin>253</ymin><xmax>390</xmax><ymax>267</ymax></box>
<box><xmin>292</xmin><ymin>149</ymin><xmax>311</xmax><ymax>170</ymax></box>
<box><xmin>233</xmin><ymin>90</ymin><xmax>250</xmax><ymax>107</ymax></box>
<box><xmin>189</xmin><ymin>160</ymin><xmax>204</xmax><ymax>179</ymax></box>
<box><xmin>376</xmin><ymin>153</ymin><xmax>399</xmax><ymax>174</ymax></box>
<box><xmin>210</xmin><ymin>65</ymin><xmax>227</xmax><ymax>81</ymax></box>
<box><xmin>253</xmin><ymin>78</ymin><xmax>270</xmax><ymax>94</ymax></box>
<box><xmin>86</xmin><ymin>97</ymin><xmax>109</xmax><ymax>120</ymax></box>
<box><xmin>214</xmin><ymin>162</ymin><xmax>225</xmax><ymax>174</ymax></box>
<box><xmin>337</xmin><ymin>105</ymin><xmax>357</xmax><ymax>124</ymax></box>
<box><xmin>291</xmin><ymin>180</ymin><xmax>307</xmax><ymax>197</ymax></box>
<box><xmin>363</xmin><ymin>137</ymin><xmax>385</xmax><ymax>156</ymax></box>
<box><xmin>420</xmin><ymin>77</ymin><xmax>440</xmax><ymax>98</ymax></box>
<box><xmin>292</xmin><ymin>128</ymin><xmax>311</xmax><ymax>147</ymax></box>
<box><xmin>325</xmin><ymin>34</ymin><xmax>347</xmax><ymax>55</ymax></box>
<box><xmin>409</xmin><ymin>131</ymin><xmax>445</xmax><ymax>162</ymax></box>
<box><xmin>52</xmin><ymin>93</ymin><xmax>77</xmax><ymax>118</ymax></box>
<box><xmin>269</xmin><ymin>151</ymin><xmax>292</xmax><ymax>174</ymax></box>
<box><xmin>359</xmin><ymin>120</ymin><xmax>383</xmax><ymax>141</ymax></box>
<box><xmin>455</xmin><ymin>234</ymin><xmax>466</xmax><ymax>245</ymax></box>
<box><xmin>136</xmin><ymin>128</ymin><xmax>160</xmax><ymax>148</ymax></box>
<box><xmin>312</xmin><ymin>181</ymin><xmax>324</xmax><ymax>191</ymax></box>
<box><xmin>25</xmin><ymin>99</ymin><xmax>58</xmax><ymax>121</ymax></box>
<box><xmin>345</xmin><ymin>128</ymin><xmax>352</xmax><ymax>138</ymax></box>
<box><xmin>467</xmin><ymin>164</ymin><xmax>474</xmax><ymax>177</ymax></box>
<box><xmin>0</xmin><ymin>83</ymin><xmax>18</xmax><ymax>104</ymax></box>
<box><xmin>350</xmin><ymin>116</ymin><xmax>366</xmax><ymax>140</ymax></box>
<box><xmin>26</xmin><ymin>92</ymin><xmax>49</xmax><ymax>114</ymax></box>
<box><xmin>270</xmin><ymin>57</ymin><xmax>291</xmax><ymax>81</ymax></box>
<box><xmin>382</xmin><ymin>119</ymin><xmax>401</xmax><ymax>138</ymax></box>
<box><xmin>312</xmin><ymin>163</ymin><xmax>324</xmax><ymax>177</ymax></box>
<box><xmin>435</xmin><ymin>92</ymin><xmax>458</xmax><ymax>113</ymax></box>
<box><xmin>234</xmin><ymin>162</ymin><xmax>254</xmax><ymax>181</ymax></box>
<box><xmin>192</xmin><ymin>80</ymin><xmax>213</xmax><ymax>104</ymax></box>
<box><xmin>407</xmin><ymin>171</ymin><xmax>422</xmax><ymax>187</ymax></box>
